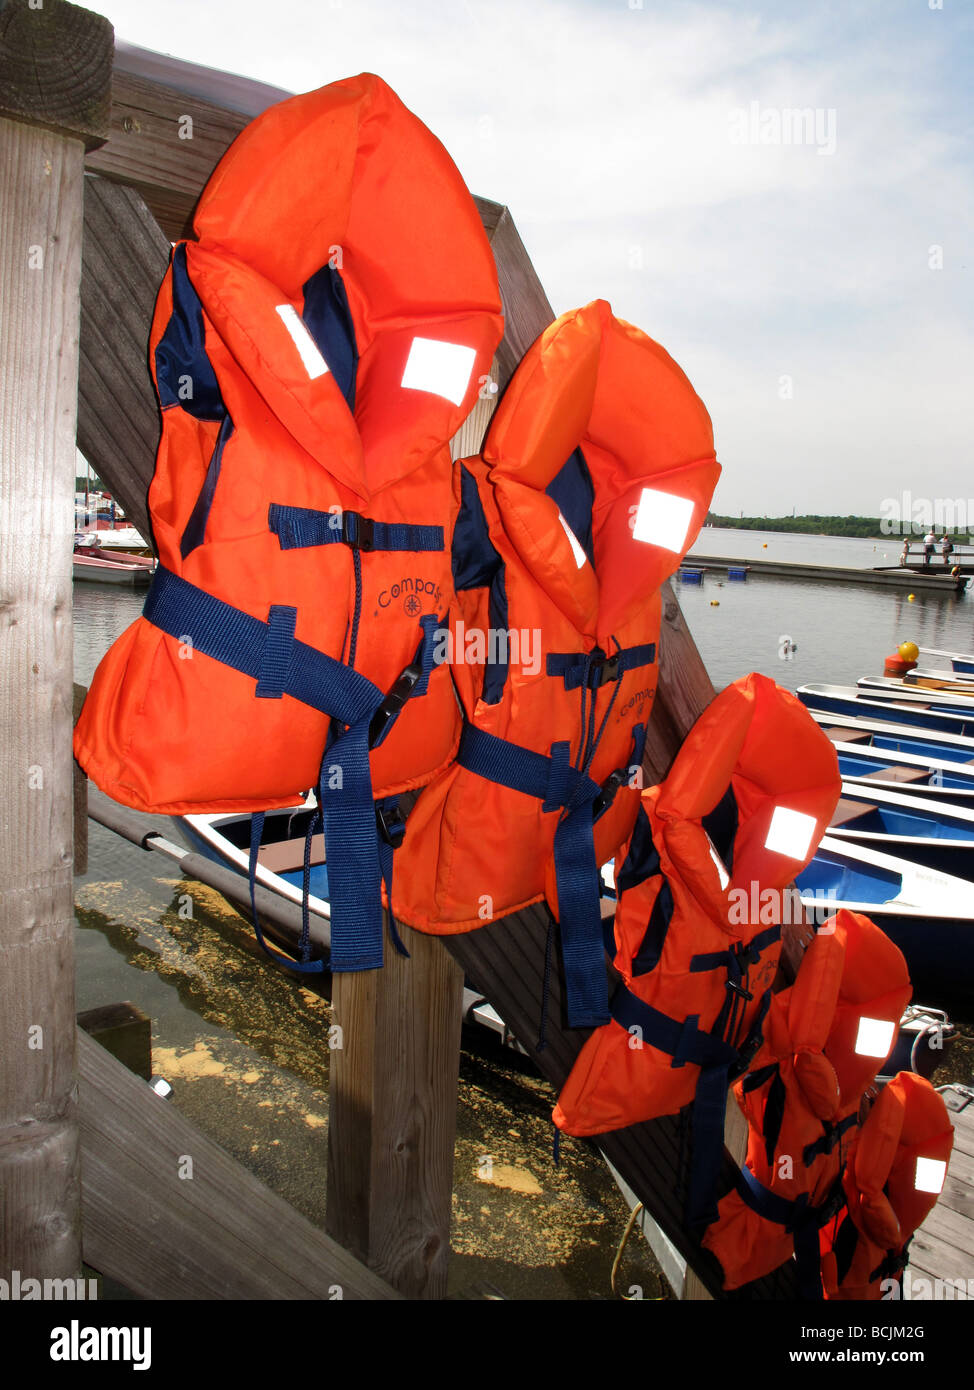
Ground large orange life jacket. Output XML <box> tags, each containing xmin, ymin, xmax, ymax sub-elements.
<box><xmin>702</xmin><ymin>909</ymin><xmax>913</xmax><ymax>1296</ymax></box>
<box><xmin>73</xmin><ymin>74</ymin><xmax>503</xmax><ymax>973</ymax></box>
<box><xmin>553</xmin><ymin>674</ymin><xmax>841</xmax><ymax>1227</ymax></box>
<box><xmin>391</xmin><ymin>300</ymin><xmax>720</xmax><ymax>1025</ymax></box>
<box><xmin>820</xmin><ymin>1071</ymin><xmax>953</xmax><ymax>1300</ymax></box>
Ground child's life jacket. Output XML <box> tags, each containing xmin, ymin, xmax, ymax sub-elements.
<box><xmin>391</xmin><ymin>300</ymin><xmax>721</xmax><ymax>1025</ymax></box>
<box><xmin>73</xmin><ymin>74</ymin><xmax>505</xmax><ymax>973</ymax></box>
<box><xmin>702</xmin><ymin>910</ymin><xmax>913</xmax><ymax>1295</ymax></box>
<box><xmin>820</xmin><ymin>1070</ymin><xmax>953</xmax><ymax>1300</ymax></box>
<box><xmin>553</xmin><ymin>674</ymin><xmax>841</xmax><ymax>1228</ymax></box>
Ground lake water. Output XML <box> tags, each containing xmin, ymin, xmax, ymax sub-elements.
<box><xmin>683</xmin><ymin>528</ymin><xmax>972</xmax><ymax>690</ymax></box>
<box><xmin>72</xmin><ymin>530</ymin><xmax>973</xmax><ymax>1298</ymax></box>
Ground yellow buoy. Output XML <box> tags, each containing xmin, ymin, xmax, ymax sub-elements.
<box><xmin>762</xmin><ymin>543</ymin><xmax>768</xmax><ymax>549</ymax></box>
<box><xmin>907</xmin><ymin>593</ymin><xmax>915</xmax><ymax>602</ymax></box>
<box><xmin>898</xmin><ymin>641</ymin><xmax>919</xmax><ymax>662</ymax></box>
<box><xmin>710</xmin><ymin>599</ymin><xmax>720</xmax><ymax>606</ymax></box>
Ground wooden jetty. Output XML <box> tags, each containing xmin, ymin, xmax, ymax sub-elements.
<box><xmin>2</xmin><ymin>2</ymin><xmax>968</xmax><ymax>1305</ymax></box>
<box><xmin>685</xmin><ymin>553</ymin><xmax>968</xmax><ymax>594</ymax></box>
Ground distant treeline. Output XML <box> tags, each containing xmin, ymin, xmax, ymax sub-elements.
<box><xmin>705</xmin><ymin>513</ymin><xmax>970</xmax><ymax>541</ymax></box>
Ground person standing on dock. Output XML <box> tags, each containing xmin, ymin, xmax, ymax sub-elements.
<box><xmin>923</xmin><ymin>529</ymin><xmax>936</xmax><ymax>565</ymax></box>
<box><xmin>941</xmin><ymin>532</ymin><xmax>954</xmax><ymax>564</ymax></box>
<box><xmin>900</xmin><ymin>538</ymin><xmax>910</xmax><ymax>567</ymax></box>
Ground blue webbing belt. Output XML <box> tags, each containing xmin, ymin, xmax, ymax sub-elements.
<box><xmin>269</xmin><ymin>503</ymin><xmax>443</xmax><ymax>554</ymax></box>
<box><xmin>454</xmin><ymin>642</ymin><xmax>655</xmax><ymax>1030</ymax></box>
<box><xmin>143</xmin><ymin>566</ymin><xmax>425</xmax><ymax>973</ymax></box>
<box><xmin>734</xmin><ymin>1163</ymin><xmax>846</xmax><ymax>1300</ymax></box>
<box><xmin>609</xmin><ymin>982</ymin><xmax>766</xmax><ymax>1232</ymax></box>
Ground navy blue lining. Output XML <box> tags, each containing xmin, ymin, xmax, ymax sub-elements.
<box><xmin>546</xmin><ymin>445</ymin><xmax>595</xmax><ymax>569</ymax></box>
<box><xmin>300</xmin><ymin>263</ymin><xmax>358</xmax><ymax>410</ymax></box>
<box><xmin>180</xmin><ymin>415</ymin><xmax>234</xmax><ymax>558</ymax></box>
<box><xmin>701</xmin><ymin>783</ymin><xmax>739</xmax><ymax>874</ymax></box>
<box><xmin>155</xmin><ymin>244</ymin><xmax>225</xmax><ymax>419</ymax></box>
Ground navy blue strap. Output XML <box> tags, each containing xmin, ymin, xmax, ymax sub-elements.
<box><xmin>554</xmin><ymin>798</ymin><xmax>609</xmax><ymax>1027</ymax></box>
<box><xmin>180</xmin><ymin>415</ymin><xmax>233</xmax><ymax>558</ymax></box>
<box><xmin>376</xmin><ymin>795</ymin><xmax>410</xmax><ymax>960</ymax></box>
<box><xmin>144</xmin><ymin>567</ymin><xmax>436</xmax><ymax>977</ymax></box>
<box><xmin>609</xmin><ymin>986</ymin><xmax>739</xmax><ymax>1071</ymax></box>
<box><xmin>256</xmin><ymin>605</ymin><xmax>297</xmax><ymax>698</ymax></box>
<box><xmin>456</xmin><ymin>724</ymin><xmax>585</xmax><ymax>804</ymax></box>
<box><xmin>802</xmin><ymin>1112</ymin><xmax>858</xmax><ymax>1167</ymax></box>
<box><xmin>547</xmin><ymin>642</ymin><xmax>656</xmax><ymax>690</ymax></box>
<box><xmin>689</xmin><ymin>924</ymin><xmax>782</xmax><ymax>976</ymax></box>
<box><xmin>733</xmin><ymin>1164</ymin><xmax>840</xmax><ymax>1299</ymax></box>
<box><xmin>248</xmin><ymin>812</ymin><xmax>325</xmax><ymax>974</ymax></box>
<box><xmin>456</xmin><ymin>723</ymin><xmax>608</xmax><ymax>1027</ymax></box>
<box><xmin>269</xmin><ymin>503</ymin><xmax>443</xmax><ymax>553</ymax></box>
<box><xmin>610</xmin><ymin>982</ymin><xmax>770</xmax><ymax>1232</ymax></box>
<box><xmin>144</xmin><ymin>567</ymin><xmax>383</xmax><ymax>724</ymax></box>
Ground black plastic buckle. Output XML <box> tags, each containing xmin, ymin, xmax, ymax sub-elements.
<box><xmin>376</xmin><ymin>802</ymin><xmax>406</xmax><ymax>849</ymax></box>
<box><xmin>591</xmin><ymin>767</ymin><xmax>625</xmax><ymax>821</ymax></box>
<box><xmin>588</xmin><ymin>652</ymin><xmax>621</xmax><ymax>688</ymax></box>
<box><xmin>343</xmin><ymin>511</ymin><xmax>375</xmax><ymax>551</ymax></box>
<box><xmin>725</xmin><ymin>978</ymin><xmax>754</xmax><ymax>1002</ymax></box>
<box><xmin>369</xmin><ymin>659</ymin><xmax>424</xmax><ymax>747</ymax></box>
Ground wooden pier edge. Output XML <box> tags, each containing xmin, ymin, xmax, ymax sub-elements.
<box><xmin>78</xmin><ymin>1029</ymin><xmax>399</xmax><ymax>1300</ymax></box>
<box><xmin>72</xmin><ymin>57</ymin><xmax>807</xmax><ymax>1299</ymax></box>
<box><xmin>0</xmin><ymin>0</ymin><xmax>112</xmax><ymax>1290</ymax></box>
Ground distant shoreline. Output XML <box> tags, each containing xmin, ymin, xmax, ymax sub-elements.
<box><xmin>706</xmin><ymin>514</ymin><xmax>971</xmax><ymax>542</ymax></box>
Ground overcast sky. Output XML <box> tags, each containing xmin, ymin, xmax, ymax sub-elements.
<box><xmin>87</xmin><ymin>0</ymin><xmax>973</xmax><ymax>519</ymax></box>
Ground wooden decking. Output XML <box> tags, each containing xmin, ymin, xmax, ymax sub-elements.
<box><xmin>909</xmin><ymin>1087</ymin><xmax>974</xmax><ymax>1298</ymax></box>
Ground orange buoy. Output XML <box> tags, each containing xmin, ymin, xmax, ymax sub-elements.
<box><xmin>884</xmin><ymin>655</ymin><xmax>912</xmax><ymax>676</ymax></box>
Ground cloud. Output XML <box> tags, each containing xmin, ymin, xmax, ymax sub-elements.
<box><xmin>89</xmin><ymin>0</ymin><xmax>974</xmax><ymax>513</ymax></box>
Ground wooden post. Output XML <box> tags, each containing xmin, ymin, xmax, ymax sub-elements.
<box><xmin>325</xmin><ymin>928</ymin><xmax>465</xmax><ymax>1298</ymax></box>
<box><xmin>0</xmin><ymin>0</ymin><xmax>113</xmax><ymax>1286</ymax></box>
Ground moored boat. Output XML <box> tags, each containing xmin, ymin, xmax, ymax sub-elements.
<box><xmin>833</xmin><ymin>738</ymin><xmax>974</xmax><ymax>801</ymax></box>
<box><xmin>829</xmin><ymin>780</ymin><xmax>974</xmax><ymax>876</ymax></box>
<box><xmin>796</xmin><ymin>834</ymin><xmax>974</xmax><ymax>995</ymax></box>
<box><xmin>73</xmin><ymin>551</ymin><xmax>152</xmax><ymax>587</ymax></box>
<box><xmin>799</xmin><ymin>683</ymin><xmax>974</xmax><ymax>738</ymax></box>
<box><xmin>918</xmin><ymin>646</ymin><xmax>974</xmax><ymax>676</ymax></box>
<box><xmin>809</xmin><ymin>709</ymin><xmax>974</xmax><ymax>763</ymax></box>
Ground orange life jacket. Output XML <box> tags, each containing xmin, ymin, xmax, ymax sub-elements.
<box><xmin>553</xmin><ymin>674</ymin><xmax>841</xmax><ymax>1226</ymax></box>
<box><xmin>820</xmin><ymin>1071</ymin><xmax>953</xmax><ymax>1300</ymax></box>
<box><xmin>74</xmin><ymin>74</ymin><xmax>503</xmax><ymax>973</ymax></box>
<box><xmin>391</xmin><ymin>300</ymin><xmax>720</xmax><ymax>1024</ymax></box>
<box><xmin>702</xmin><ymin>909</ymin><xmax>912</xmax><ymax>1295</ymax></box>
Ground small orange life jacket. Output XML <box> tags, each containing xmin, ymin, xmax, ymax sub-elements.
<box><xmin>74</xmin><ymin>74</ymin><xmax>503</xmax><ymax>973</ymax></box>
<box><xmin>820</xmin><ymin>1071</ymin><xmax>953</xmax><ymax>1300</ymax></box>
<box><xmin>702</xmin><ymin>909</ymin><xmax>913</xmax><ymax>1295</ymax></box>
<box><xmin>553</xmin><ymin>674</ymin><xmax>841</xmax><ymax>1226</ymax></box>
<box><xmin>391</xmin><ymin>300</ymin><xmax>720</xmax><ymax>1024</ymax></box>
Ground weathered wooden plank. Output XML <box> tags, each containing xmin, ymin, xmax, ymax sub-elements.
<box><xmin>84</xmin><ymin>69</ymin><xmax>251</xmax><ymax>241</ymax></box>
<box><xmin>77</xmin><ymin>177</ymin><xmax>170</xmax><ymax>542</ymax></box>
<box><xmin>77</xmin><ymin>1029</ymin><xmax>399</xmax><ymax>1300</ymax></box>
<box><xmin>0</xmin><ymin>1</ymin><xmax>111</xmax><ymax>1288</ymax></box>
<box><xmin>0</xmin><ymin>0</ymin><xmax>113</xmax><ymax>150</ymax></box>
<box><xmin>326</xmin><ymin>925</ymin><xmax>466</xmax><ymax>1298</ymax></box>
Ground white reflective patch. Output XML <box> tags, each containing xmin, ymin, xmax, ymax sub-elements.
<box><xmin>400</xmin><ymin>338</ymin><xmax>476</xmax><ymax>406</ymax></box>
<box><xmin>632</xmin><ymin>488</ymin><xmax>695</xmax><ymax>552</ymax></box>
<box><xmin>705</xmin><ymin>833</ymin><xmax>730</xmax><ymax>889</ymax></box>
<box><xmin>914</xmin><ymin>1156</ymin><xmax>946</xmax><ymax>1194</ymax></box>
<box><xmin>275</xmin><ymin>304</ymin><xmax>330</xmax><ymax>380</ymax></box>
<box><xmin>764</xmin><ymin>806</ymin><xmax>817</xmax><ymax>859</ymax></box>
<box><xmin>558</xmin><ymin>512</ymin><xmax>587</xmax><ymax>569</ymax></box>
<box><xmin>854</xmin><ymin>1016</ymin><xmax>896</xmax><ymax>1058</ymax></box>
